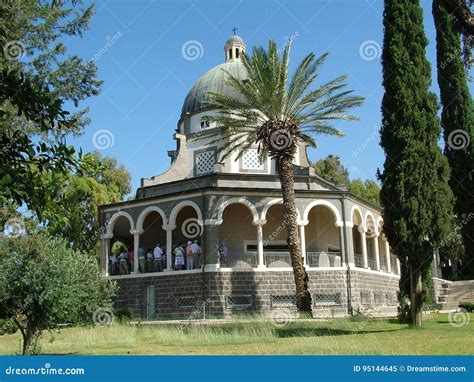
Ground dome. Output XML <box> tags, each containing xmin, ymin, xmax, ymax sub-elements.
<box><xmin>181</xmin><ymin>60</ymin><xmax>247</xmax><ymax>116</ymax></box>
<box><xmin>225</xmin><ymin>35</ymin><xmax>245</xmax><ymax>46</ymax></box>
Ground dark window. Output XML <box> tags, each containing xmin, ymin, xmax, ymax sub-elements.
<box><xmin>228</xmin><ymin>48</ymin><xmax>232</xmax><ymax>59</ymax></box>
<box><xmin>236</xmin><ymin>48</ymin><xmax>239</xmax><ymax>58</ymax></box>
<box><xmin>313</xmin><ymin>293</ymin><xmax>341</xmax><ymax>306</ymax></box>
<box><xmin>271</xmin><ymin>295</ymin><xmax>296</xmax><ymax>308</ymax></box>
<box><xmin>226</xmin><ymin>295</ymin><xmax>253</xmax><ymax>308</ymax></box>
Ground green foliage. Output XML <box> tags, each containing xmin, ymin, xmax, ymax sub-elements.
<box><xmin>348</xmin><ymin>179</ymin><xmax>380</xmax><ymax>205</ymax></box>
<box><xmin>43</xmin><ymin>152</ymin><xmax>131</xmax><ymax>255</ymax></box>
<box><xmin>0</xmin><ymin>318</ymin><xmax>18</xmax><ymax>335</ymax></box>
<box><xmin>313</xmin><ymin>155</ymin><xmax>349</xmax><ymax>185</ymax></box>
<box><xmin>0</xmin><ymin>232</ymin><xmax>116</xmax><ymax>354</ymax></box>
<box><xmin>114</xmin><ymin>308</ymin><xmax>133</xmax><ymax>323</ymax></box>
<box><xmin>0</xmin><ymin>0</ymin><xmax>101</xmax><ymax>219</ymax></box>
<box><xmin>380</xmin><ymin>0</ymin><xmax>455</xmax><ymax>325</ymax></box>
<box><xmin>433</xmin><ymin>0</ymin><xmax>474</xmax><ymax>277</ymax></box>
<box><xmin>312</xmin><ymin>155</ymin><xmax>380</xmax><ymax>204</ymax></box>
<box><xmin>459</xmin><ymin>302</ymin><xmax>474</xmax><ymax>312</ymax></box>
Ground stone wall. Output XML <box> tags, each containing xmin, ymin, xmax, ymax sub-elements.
<box><xmin>112</xmin><ymin>269</ymin><xmax>400</xmax><ymax>320</ymax></box>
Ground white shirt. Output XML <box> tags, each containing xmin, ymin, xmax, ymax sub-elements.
<box><xmin>153</xmin><ymin>246</ymin><xmax>163</xmax><ymax>259</ymax></box>
<box><xmin>190</xmin><ymin>243</ymin><xmax>200</xmax><ymax>254</ymax></box>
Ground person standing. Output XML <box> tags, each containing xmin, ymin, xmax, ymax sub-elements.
<box><xmin>219</xmin><ymin>242</ymin><xmax>228</xmax><ymax>266</ymax></box>
<box><xmin>137</xmin><ymin>247</ymin><xmax>146</xmax><ymax>273</ymax></box>
<box><xmin>185</xmin><ymin>241</ymin><xmax>194</xmax><ymax>270</ymax></box>
<box><xmin>174</xmin><ymin>244</ymin><xmax>185</xmax><ymax>270</ymax></box>
<box><xmin>153</xmin><ymin>243</ymin><xmax>163</xmax><ymax>272</ymax></box>
<box><xmin>191</xmin><ymin>240</ymin><xmax>202</xmax><ymax>268</ymax></box>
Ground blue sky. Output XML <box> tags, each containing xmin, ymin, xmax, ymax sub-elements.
<box><xmin>67</xmin><ymin>0</ymin><xmax>471</xmax><ymax>193</ymax></box>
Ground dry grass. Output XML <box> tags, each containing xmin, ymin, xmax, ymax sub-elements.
<box><xmin>0</xmin><ymin>313</ymin><xmax>472</xmax><ymax>355</ymax></box>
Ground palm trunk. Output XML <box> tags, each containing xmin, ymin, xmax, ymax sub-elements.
<box><xmin>277</xmin><ymin>155</ymin><xmax>312</xmax><ymax>314</ymax></box>
<box><xmin>409</xmin><ymin>261</ymin><xmax>423</xmax><ymax>327</ymax></box>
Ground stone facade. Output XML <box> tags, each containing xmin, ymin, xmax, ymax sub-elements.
<box><xmin>112</xmin><ymin>268</ymin><xmax>400</xmax><ymax>320</ymax></box>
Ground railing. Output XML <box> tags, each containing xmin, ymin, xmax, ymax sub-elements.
<box><xmin>307</xmin><ymin>252</ymin><xmax>342</xmax><ymax>268</ymax></box>
<box><xmin>265</xmin><ymin>252</ymin><xmax>292</xmax><ymax>267</ymax></box>
<box><xmin>367</xmin><ymin>257</ymin><xmax>377</xmax><ymax>270</ymax></box>
<box><xmin>354</xmin><ymin>254</ymin><xmax>364</xmax><ymax>268</ymax></box>
<box><xmin>220</xmin><ymin>251</ymin><xmax>257</xmax><ymax>268</ymax></box>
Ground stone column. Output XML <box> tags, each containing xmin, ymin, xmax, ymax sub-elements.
<box><xmin>101</xmin><ymin>233</ymin><xmax>113</xmax><ymax>276</ymax></box>
<box><xmin>298</xmin><ymin>222</ymin><xmax>307</xmax><ymax>267</ymax></box>
<box><xmin>162</xmin><ymin>224</ymin><xmax>175</xmax><ymax>271</ymax></box>
<box><xmin>203</xmin><ymin>220</ymin><xmax>221</xmax><ymax>270</ymax></box>
<box><xmin>130</xmin><ymin>229</ymin><xmax>142</xmax><ymax>274</ymax></box>
<box><xmin>255</xmin><ymin>220</ymin><xmax>266</xmax><ymax>269</ymax></box>
<box><xmin>384</xmin><ymin>239</ymin><xmax>392</xmax><ymax>273</ymax></box>
<box><xmin>396</xmin><ymin>258</ymin><xmax>401</xmax><ymax>275</ymax></box>
<box><xmin>342</xmin><ymin>223</ymin><xmax>355</xmax><ymax>267</ymax></box>
<box><xmin>359</xmin><ymin>227</ymin><xmax>368</xmax><ymax>269</ymax></box>
<box><xmin>374</xmin><ymin>235</ymin><xmax>381</xmax><ymax>271</ymax></box>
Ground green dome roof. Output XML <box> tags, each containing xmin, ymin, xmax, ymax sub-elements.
<box><xmin>181</xmin><ymin>60</ymin><xmax>247</xmax><ymax>116</ymax></box>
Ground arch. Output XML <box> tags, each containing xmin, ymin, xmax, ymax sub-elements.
<box><xmin>217</xmin><ymin>198</ymin><xmax>259</xmax><ymax>223</ymax></box>
<box><xmin>169</xmin><ymin>200</ymin><xmax>203</xmax><ymax>226</ymax></box>
<box><xmin>376</xmin><ymin>216</ymin><xmax>384</xmax><ymax>236</ymax></box>
<box><xmin>303</xmin><ymin>200</ymin><xmax>343</xmax><ymax>226</ymax></box>
<box><xmin>136</xmin><ymin>206</ymin><xmax>168</xmax><ymax>231</ymax></box>
<box><xmin>364</xmin><ymin>211</ymin><xmax>377</xmax><ymax>235</ymax></box>
<box><xmin>261</xmin><ymin>198</ymin><xmax>302</xmax><ymax>222</ymax></box>
<box><xmin>350</xmin><ymin>204</ymin><xmax>365</xmax><ymax>231</ymax></box>
<box><xmin>106</xmin><ymin>211</ymin><xmax>135</xmax><ymax>235</ymax></box>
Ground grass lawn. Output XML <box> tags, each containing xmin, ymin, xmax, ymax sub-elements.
<box><xmin>0</xmin><ymin>313</ymin><xmax>472</xmax><ymax>355</ymax></box>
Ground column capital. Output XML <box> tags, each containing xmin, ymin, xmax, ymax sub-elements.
<box><xmin>162</xmin><ymin>224</ymin><xmax>176</xmax><ymax>231</ymax></box>
<box><xmin>357</xmin><ymin>226</ymin><xmax>367</xmax><ymax>234</ymax></box>
<box><xmin>297</xmin><ymin>219</ymin><xmax>309</xmax><ymax>226</ymax></box>
<box><xmin>101</xmin><ymin>233</ymin><xmax>113</xmax><ymax>240</ymax></box>
<box><xmin>130</xmin><ymin>229</ymin><xmax>143</xmax><ymax>235</ymax></box>
<box><xmin>253</xmin><ymin>219</ymin><xmax>267</xmax><ymax>226</ymax></box>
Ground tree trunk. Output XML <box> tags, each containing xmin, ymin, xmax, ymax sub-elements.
<box><xmin>277</xmin><ymin>155</ymin><xmax>312</xmax><ymax>314</ymax></box>
<box><xmin>409</xmin><ymin>262</ymin><xmax>423</xmax><ymax>327</ymax></box>
<box><xmin>21</xmin><ymin>320</ymin><xmax>37</xmax><ymax>355</ymax></box>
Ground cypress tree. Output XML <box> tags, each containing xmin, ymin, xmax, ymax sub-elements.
<box><xmin>433</xmin><ymin>0</ymin><xmax>474</xmax><ymax>278</ymax></box>
<box><xmin>379</xmin><ymin>0</ymin><xmax>454</xmax><ymax>326</ymax></box>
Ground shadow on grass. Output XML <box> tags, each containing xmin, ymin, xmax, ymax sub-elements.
<box><xmin>274</xmin><ymin>327</ymin><xmax>403</xmax><ymax>338</ymax></box>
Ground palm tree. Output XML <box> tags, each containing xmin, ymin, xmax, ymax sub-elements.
<box><xmin>202</xmin><ymin>40</ymin><xmax>363</xmax><ymax>314</ymax></box>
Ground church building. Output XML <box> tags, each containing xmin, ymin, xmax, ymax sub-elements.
<box><xmin>99</xmin><ymin>35</ymin><xmax>402</xmax><ymax>319</ymax></box>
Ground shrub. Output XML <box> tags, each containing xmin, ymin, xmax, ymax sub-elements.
<box><xmin>0</xmin><ymin>318</ymin><xmax>18</xmax><ymax>335</ymax></box>
<box><xmin>459</xmin><ymin>302</ymin><xmax>474</xmax><ymax>312</ymax></box>
<box><xmin>114</xmin><ymin>308</ymin><xmax>133</xmax><ymax>323</ymax></box>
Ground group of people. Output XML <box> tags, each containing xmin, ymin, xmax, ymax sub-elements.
<box><xmin>109</xmin><ymin>240</ymin><xmax>230</xmax><ymax>275</ymax></box>
<box><xmin>173</xmin><ymin>240</ymin><xmax>202</xmax><ymax>270</ymax></box>
<box><xmin>108</xmin><ymin>240</ymin><xmax>203</xmax><ymax>275</ymax></box>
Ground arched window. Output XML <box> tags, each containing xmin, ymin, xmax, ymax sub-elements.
<box><xmin>236</xmin><ymin>48</ymin><xmax>239</xmax><ymax>58</ymax></box>
<box><xmin>228</xmin><ymin>48</ymin><xmax>232</xmax><ymax>59</ymax></box>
